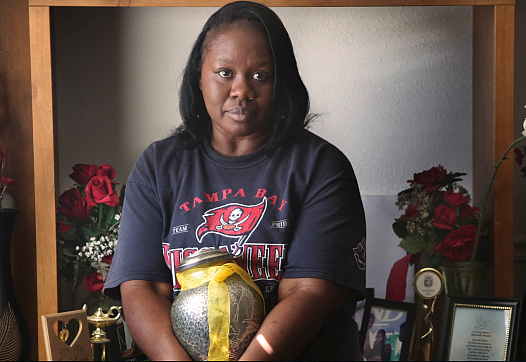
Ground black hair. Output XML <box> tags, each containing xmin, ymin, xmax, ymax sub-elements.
<box><xmin>175</xmin><ymin>1</ymin><xmax>314</xmax><ymax>152</ymax></box>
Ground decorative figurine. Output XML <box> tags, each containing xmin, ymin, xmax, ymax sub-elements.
<box><xmin>84</xmin><ymin>304</ymin><xmax>122</xmax><ymax>361</ymax></box>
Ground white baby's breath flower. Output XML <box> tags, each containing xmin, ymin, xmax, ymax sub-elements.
<box><xmin>90</xmin><ymin>237</ymin><xmax>96</xmax><ymax>242</ymax></box>
<box><xmin>115</xmin><ymin>214</ymin><xmax>121</xmax><ymax>221</ymax></box>
<box><xmin>522</xmin><ymin>118</ymin><xmax>526</xmax><ymax>137</ymax></box>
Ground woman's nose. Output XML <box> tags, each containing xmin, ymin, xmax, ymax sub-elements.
<box><xmin>230</xmin><ymin>76</ymin><xmax>255</xmax><ymax>101</ymax></box>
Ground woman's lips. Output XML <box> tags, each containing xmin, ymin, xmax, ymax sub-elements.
<box><xmin>226</xmin><ymin>107</ymin><xmax>254</xmax><ymax>121</ymax></box>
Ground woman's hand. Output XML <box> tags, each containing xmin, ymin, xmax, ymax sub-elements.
<box><xmin>239</xmin><ymin>277</ymin><xmax>348</xmax><ymax>361</ymax></box>
<box><xmin>120</xmin><ymin>280</ymin><xmax>192</xmax><ymax>361</ymax></box>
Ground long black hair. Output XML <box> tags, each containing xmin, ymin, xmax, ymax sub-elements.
<box><xmin>175</xmin><ymin>1</ymin><xmax>314</xmax><ymax>152</ymax></box>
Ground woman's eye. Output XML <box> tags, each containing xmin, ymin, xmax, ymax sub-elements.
<box><xmin>218</xmin><ymin>69</ymin><xmax>233</xmax><ymax>78</ymax></box>
<box><xmin>252</xmin><ymin>72</ymin><xmax>269</xmax><ymax>81</ymax></box>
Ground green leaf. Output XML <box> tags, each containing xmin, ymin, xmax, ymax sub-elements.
<box><xmin>92</xmin><ymin>261</ymin><xmax>111</xmax><ymax>281</ymax></box>
<box><xmin>119</xmin><ymin>185</ymin><xmax>126</xmax><ymax>206</ymax></box>
<box><xmin>60</xmin><ymin>226</ymin><xmax>77</xmax><ymax>241</ymax></box>
<box><xmin>398</xmin><ymin>233</ymin><xmax>426</xmax><ymax>254</ymax></box>
<box><xmin>393</xmin><ymin>221</ymin><xmax>408</xmax><ymax>239</ymax></box>
<box><xmin>104</xmin><ymin>207</ymin><xmax>115</xmax><ymax>229</ymax></box>
<box><xmin>56</xmin><ymin>214</ymin><xmax>76</xmax><ymax>225</ymax></box>
<box><xmin>420</xmin><ymin>251</ymin><xmax>446</xmax><ymax>269</ymax></box>
<box><xmin>62</xmin><ymin>247</ymin><xmax>76</xmax><ymax>257</ymax></box>
<box><xmin>78</xmin><ymin>226</ymin><xmax>96</xmax><ymax>241</ymax></box>
<box><xmin>397</xmin><ymin>188</ymin><xmax>414</xmax><ymax>197</ymax></box>
<box><xmin>442</xmin><ymin>172</ymin><xmax>467</xmax><ymax>185</ymax></box>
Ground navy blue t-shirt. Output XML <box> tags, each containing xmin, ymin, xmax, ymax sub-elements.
<box><xmin>104</xmin><ymin>129</ymin><xmax>366</xmax><ymax>358</ymax></box>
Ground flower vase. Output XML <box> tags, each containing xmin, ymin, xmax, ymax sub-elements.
<box><xmin>0</xmin><ymin>210</ymin><xmax>31</xmax><ymax>360</ymax></box>
<box><xmin>439</xmin><ymin>261</ymin><xmax>488</xmax><ymax>295</ymax></box>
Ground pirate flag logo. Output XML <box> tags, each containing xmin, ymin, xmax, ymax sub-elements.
<box><xmin>196</xmin><ymin>198</ymin><xmax>267</xmax><ymax>256</ymax></box>
<box><xmin>353</xmin><ymin>237</ymin><xmax>366</xmax><ymax>271</ymax></box>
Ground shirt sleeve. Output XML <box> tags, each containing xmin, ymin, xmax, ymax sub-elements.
<box><xmin>282</xmin><ymin>144</ymin><xmax>366</xmax><ymax>300</ymax></box>
<box><xmin>103</xmin><ymin>149</ymin><xmax>172</xmax><ymax>301</ymax></box>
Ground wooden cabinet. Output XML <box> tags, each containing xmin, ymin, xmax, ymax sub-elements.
<box><xmin>1</xmin><ymin>0</ymin><xmax>515</xmax><ymax>359</ymax></box>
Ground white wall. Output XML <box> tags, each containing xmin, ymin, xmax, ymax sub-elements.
<box><xmin>52</xmin><ymin>6</ymin><xmax>473</xmax><ymax>299</ymax></box>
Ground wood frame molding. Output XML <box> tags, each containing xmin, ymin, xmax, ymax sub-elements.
<box><xmin>29</xmin><ymin>6</ymin><xmax>58</xmax><ymax>361</ymax></box>
<box><xmin>28</xmin><ymin>0</ymin><xmax>514</xmax><ymax>6</ymax></box>
<box><xmin>4</xmin><ymin>0</ymin><xmax>514</xmax><ymax>359</ymax></box>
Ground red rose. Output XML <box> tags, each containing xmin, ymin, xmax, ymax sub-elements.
<box><xmin>56</xmin><ymin>220</ymin><xmax>73</xmax><ymax>235</ymax></box>
<box><xmin>83</xmin><ymin>272</ymin><xmax>105</xmax><ymax>293</ymax></box>
<box><xmin>460</xmin><ymin>204</ymin><xmax>479</xmax><ymax>219</ymax></box>
<box><xmin>97</xmin><ymin>163</ymin><xmax>116</xmax><ymax>181</ymax></box>
<box><xmin>434</xmin><ymin>224</ymin><xmax>479</xmax><ymax>261</ymax></box>
<box><xmin>85</xmin><ymin>176</ymin><xmax>120</xmax><ymax>207</ymax></box>
<box><xmin>515</xmin><ymin>148</ymin><xmax>523</xmax><ymax>166</ymax></box>
<box><xmin>444</xmin><ymin>189</ymin><xmax>468</xmax><ymax>207</ymax></box>
<box><xmin>408</xmin><ymin>165</ymin><xmax>446</xmax><ymax>193</ymax></box>
<box><xmin>398</xmin><ymin>206</ymin><xmax>420</xmax><ymax>220</ymax></box>
<box><xmin>69</xmin><ymin>164</ymin><xmax>98</xmax><ymax>185</ymax></box>
<box><xmin>57</xmin><ymin>188</ymin><xmax>91</xmax><ymax>219</ymax></box>
<box><xmin>1</xmin><ymin>176</ymin><xmax>15</xmax><ymax>185</ymax></box>
<box><xmin>101</xmin><ymin>255</ymin><xmax>113</xmax><ymax>264</ymax></box>
<box><xmin>432</xmin><ymin>204</ymin><xmax>457</xmax><ymax>230</ymax></box>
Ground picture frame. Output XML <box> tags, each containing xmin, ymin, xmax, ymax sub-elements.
<box><xmin>354</xmin><ymin>288</ymin><xmax>375</xmax><ymax>336</ymax></box>
<box><xmin>360</xmin><ymin>298</ymin><xmax>417</xmax><ymax>361</ymax></box>
<box><xmin>438</xmin><ymin>295</ymin><xmax>521</xmax><ymax>361</ymax></box>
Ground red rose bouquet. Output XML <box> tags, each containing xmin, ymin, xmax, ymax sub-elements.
<box><xmin>56</xmin><ymin>163</ymin><xmax>124</xmax><ymax>294</ymax></box>
<box><xmin>0</xmin><ymin>145</ymin><xmax>15</xmax><ymax>212</ymax></box>
<box><xmin>392</xmin><ymin>165</ymin><xmax>486</xmax><ymax>268</ymax></box>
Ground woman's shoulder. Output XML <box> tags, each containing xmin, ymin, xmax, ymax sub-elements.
<box><xmin>129</xmin><ymin>134</ymin><xmax>196</xmax><ymax>182</ymax></box>
<box><xmin>289</xmin><ymin>129</ymin><xmax>351</xmax><ymax>165</ymax></box>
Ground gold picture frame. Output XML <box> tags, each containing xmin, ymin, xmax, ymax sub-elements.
<box><xmin>438</xmin><ymin>295</ymin><xmax>521</xmax><ymax>361</ymax></box>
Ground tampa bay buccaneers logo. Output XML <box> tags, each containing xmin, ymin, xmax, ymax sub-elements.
<box><xmin>353</xmin><ymin>238</ymin><xmax>366</xmax><ymax>271</ymax></box>
<box><xmin>196</xmin><ymin>198</ymin><xmax>267</xmax><ymax>256</ymax></box>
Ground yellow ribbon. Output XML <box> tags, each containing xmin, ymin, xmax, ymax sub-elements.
<box><xmin>177</xmin><ymin>262</ymin><xmax>265</xmax><ymax>361</ymax></box>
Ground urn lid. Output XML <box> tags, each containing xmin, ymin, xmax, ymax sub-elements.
<box><xmin>176</xmin><ymin>248</ymin><xmax>235</xmax><ymax>273</ymax></box>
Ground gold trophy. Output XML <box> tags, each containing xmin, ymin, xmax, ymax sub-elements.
<box><xmin>83</xmin><ymin>304</ymin><xmax>122</xmax><ymax>361</ymax></box>
<box><xmin>413</xmin><ymin>268</ymin><xmax>444</xmax><ymax>361</ymax></box>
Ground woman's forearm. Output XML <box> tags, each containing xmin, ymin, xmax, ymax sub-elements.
<box><xmin>120</xmin><ymin>280</ymin><xmax>191</xmax><ymax>361</ymax></box>
<box><xmin>240</xmin><ymin>278</ymin><xmax>347</xmax><ymax>361</ymax></box>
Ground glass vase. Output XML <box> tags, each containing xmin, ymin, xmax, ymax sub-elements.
<box><xmin>439</xmin><ymin>261</ymin><xmax>487</xmax><ymax>296</ymax></box>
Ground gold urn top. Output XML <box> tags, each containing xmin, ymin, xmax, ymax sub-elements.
<box><xmin>177</xmin><ymin>248</ymin><xmax>234</xmax><ymax>273</ymax></box>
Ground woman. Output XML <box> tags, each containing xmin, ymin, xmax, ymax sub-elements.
<box><xmin>104</xmin><ymin>2</ymin><xmax>366</xmax><ymax>360</ymax></box>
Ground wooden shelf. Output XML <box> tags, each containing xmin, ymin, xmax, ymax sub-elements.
<box><xmin>28</xmin><ymin>0</ymin><xmax>515</xmax><ymax>6</ymax></box>
<box><xmin>2</xmin><ymin>0</ymin><xmax>516</xmax><ymax>359</ymax></box>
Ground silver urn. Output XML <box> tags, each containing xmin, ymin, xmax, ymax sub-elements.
<box><xmin>171</xmin><ymin>249</ymin><xmax>265</xmax><ymax>361</ymax></box>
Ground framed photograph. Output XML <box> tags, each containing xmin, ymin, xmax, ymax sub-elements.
<box><xmin>360</xmin><ymin>298</ymin><xmax>417</xmax><ymax>361</ymax></box>
<box><xmin>354</xmin><ymin>288</ymin><xmax>375</xmax><ymax>334</ymax></box>
<box><xmin>438</xmin><ymin>295</ymin><xmax>521</xmax><ymax>361</ymax></box>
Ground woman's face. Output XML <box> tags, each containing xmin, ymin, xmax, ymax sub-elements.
<box><xmin>200</xmin><ymin>24</ymin><xmax>274</xmax><ymax>142</ymax></box>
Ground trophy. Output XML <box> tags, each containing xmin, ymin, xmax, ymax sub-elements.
<box><xmin>83</xmin><ymin>304</ymin><xmax>122</xmax><ymax>361</ymax></box>
<box><xmin>413</xmin><ymin>268</ymin><xmax>444</xmax><ymax>361</ymax></box>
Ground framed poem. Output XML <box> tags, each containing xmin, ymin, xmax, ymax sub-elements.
<box><xmin>360</xmin><ymin>298</ymin><xmax>417</xmax><ymax>361</ymax></box>
<box><xmin>438</xmin><ymin>296</ymin><xmax>521</xmax><ymax>361</ymax></box>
